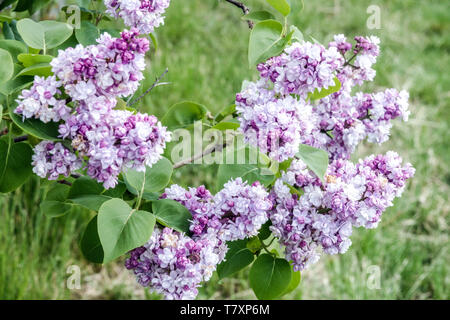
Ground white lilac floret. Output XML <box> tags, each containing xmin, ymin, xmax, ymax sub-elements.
<box><xmin>105</xmin><ymin>0</ymin><xmax>171</xmax><ymax>34</ymax></box>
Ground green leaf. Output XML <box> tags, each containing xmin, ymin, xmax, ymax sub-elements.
<box><xmin>249</xmin><ymin>254</ymin><xmax>292</xmax><ymax>300</ymax></box>
<box><xmin>17</xmin><ymin>19</ymin><xmax>73</xmax><ymax>50</ymax></box>
<box><xmin>0</xmin><ymin>63</ymin><xmax>33</xmax><ymax>96</ymax></box>
<box><xmin>266</xmin><ymin>0</ymin><xmax>291</xmax><ymax>16</ymax></box>
<box><xmin>309</xmin><ymin>77</ymin><xmax>341</xmax><ymax>100</ymax></box>
<box><xmin>296</xmin><ymin>144</ymin><xmax>329</xmax><ymax>183</ymax></box>
<box><xmin>68</xmin><ymin>176</ymin><xmax>104</xmax><ymax>199</ymax></box>
<box><xmin>161</xmin><ymin>101</ymin><xmax>208</xmax><ymax>130</ymax></box>
<box><xmin>75</xmin><ymin>21</ymin><xmax>100</xmax><ymax>46</ymax></box>
<box><xmin>9</xmin><ymin>108</ymin><xmax>61</xmax><ymax>141</ymax></box>
<box><xmin>151</xmin><ymin>199</ymin><xmax>192</xmax><ymax>234</ymax></box>
<box><xmin>258</xmin><ymin>221</ymin><xmax>272</xmax><ymax>241</ymax></box>
<box><xmin>79</xmin><ymin>215</ymin><xmax>104</xmax><ymax>263</ymax></box>
<box><xmin>149</xmin><ymin>33</ymin><xmax>158</xmax><ymax>51</ymax></box>
<box><xmin>242</xmin><ymin>11</ymin><xmax>276</xmax><ymax>23</ymax></box>
<box><xmin>214</xmin><ymin>104</ymin><xmax>236</xmax><ymax>123</ymax></box>
<box><xmin>217</xmin><ymin>240</ymin><xmax>255</xmax><ymax>279</ymax></box>
<box><xmin>211</xmin><ymin>120</ymin><xmax>240</xmax><ymax>131</ymax></box>
<box><xmin>2</xmin><ymin>22</ymin><xmax>15</xmax><ymax>40</ymax></box>
<box><xmin>290</xmin><ymin>25</ymin><xmax>304</xmax><ymax>43</ymax></box>
<box><xmin>17</xmin><ymin>53</ymin><xmax>53</xmax><ymax>67</ymax></box>
<box><xmin>123</xmin><ymin>157</ymin><xmax>173</xmax><ymax>196</ymax></box>
<box><xmin>0</xmin><ymin>48</ymin><xmax>14</xmax><ymax>84</ymax></box>
<box><xmin>0</xmin><ymin>140</ymin><xmax>33</xmax><ymax>193</ymax></box>
<box><xmin>0</xmin><ymin>0</ymin><xmax>16</xmax><ymax>11</ymax></box>
<box><xmin>248</xmin><ymin>20</ymin><xmax>292</xmax><ymax>67</ymax></box>
<box><xmin>281</xmin><ymin>269</ymin><xmax>301</xmax><ymax>296</ymax></box>
<box><xmin>0</xmin><ymin>40</ymin><xmax>27</xmax><ymax>63</ymax></box>
<box><xmin>98</xmin><ymin>198</ymin><xmax>156</xmax><ymax>263</ymax></box>
<box><xmin>41</xmin><ymin>184</ymin><xmax>73</xmax><ymax>217</ymax></box>
<box><xmin>70</xmin><ymin>195</ymin><xmax>112</xmax><ymax>211</ymax></box>
<box><xmin>217</xmin><ymin>146</ymin><xmax>275</xmax><ymax>189</ymax></box>
<box><xmin>15</xmin><ymin>62</ymin><xmax>52</xmax><ymax>77</ymax></box>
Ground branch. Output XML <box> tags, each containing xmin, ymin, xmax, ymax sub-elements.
<box><xmin>57</xmin><ymin>180</ymin><xmax>72</xmax><ymax>187</ymax></box>
<box><xmin>127</xmin><ymin>68</ymin><xmax>169</xmax><ymax>107</ymax></box>
<box><xmin>14</xmin><ymin>135</ymin><xmax>28</xmax><ymax>143</ymax></box>
<box><xmin>224</xmin><ymin>0</ymin><xmax>254</xmax><ymax>29</ymax></box>
<box><xmin>173</xmin><ymin>132</ymin><xmax>236</xmax><ymax>169</ymax></box>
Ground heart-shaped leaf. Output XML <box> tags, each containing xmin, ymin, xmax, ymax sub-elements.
<box><xmin>249</xmin><ymin>254</ymin><xmax>292</xmax><ymax>300</ymax></box>
<box><xmin>98</xmin><ymin>198</ymin><xmax>156</xmax><ymax>263</ymax></box>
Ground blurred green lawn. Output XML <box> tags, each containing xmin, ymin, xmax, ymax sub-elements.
<box><xmin>0</xmin><ymin>0</ymin><xmax>448</xmax><ymax>299</ymax></box>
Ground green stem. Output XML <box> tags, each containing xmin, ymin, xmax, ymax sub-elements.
<box><xmin>134</xmin><ymin>170</ymin><xmax>146</xmax><ymax>210</ymax></box>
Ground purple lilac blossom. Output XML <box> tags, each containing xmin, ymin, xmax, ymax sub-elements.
<box><xmin>269</xmin><ymin>152</ymin><xmax>414</xmax><ymax>271</ymax></box>
<box><xmin>105</xmin><ymin>0</ymin><xmax>171</xmax><ymax>34</ymax></box>
<box><xmin>236</xmin><ymin>93</ymin><xmax>317</xmax><ymax>162</ymax></box>
<box><xmin>14</xmin><ymin>76</ymin><xmax>71</xmax><ymax>123</ymax></box>
<box><xmin>31</xmin><ymin>141</ymin><xmax>82</xmax><ymax>180</ymax></box>
<box><xmin>257</xmin><ymin>41</ymin><xmax>344</xmax><ymax>98</ymax></box>
<box><xmin>125</xmin><ymin>227</ymin><xmax>221</xmax><ymax>300</ymax></box>
<box><xmin>59</xmin><ymin>98</ymin><xmax>171</xmax><ymax>189</ymax></box>
<box><xmin>51</xmin><ymin>28</ymin><xmax>148</xmax><ymax>101</ymax></box>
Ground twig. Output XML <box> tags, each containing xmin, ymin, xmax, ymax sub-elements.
<box><xmin>173</xmin><ymin>133</ymin><xmax>236</xmax><ymax>169</ymax></box>
<box><xmin>127</xmin><ymin>68</ymin><xmax>169</xmax><ymax>107</ymax></box>
<box><xmin>57</xmin><ymin>180</ymin><xmax>72</xmax><ymax>186</ymax></box>
<box><xmin>14</xmin><ymin>135</ymin><xmax>28</xmax><ymax>143</ymax></box>
<box><xmin>224</xmin><ymin>0</ymin><xmax>254</xmax><ymax>29</ymax></box>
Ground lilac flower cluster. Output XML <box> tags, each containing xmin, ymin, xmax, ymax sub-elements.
<box><xmin>14</xmin><ymin>76</ymin><xmax>71</xmax><ymax>123</ymax></box>
<box><xmin>51</xmin><ymin>28</ymin><xmax>148</xmax><ymax>101</ymax></box>
<box><xmin>31</xmin><ymin>141</ymin><xmax>82</xmax><ymax>180</ymax></box>
<box><xmin>105</xmin><ymin>0</ymin><xmax>171</xmax><ymax>34</ymax></box>
<box><xmin>59</xmin><ymin>98</ymin><xmax>171</xmax><ymax>188</ymax></box>
<box><xmin>314</xmin><ymin>88</ymin><xmax>410</xmax><ymax>160</ymax></box>
<box><xmin>269</xmin><ymin>152</ymin><xmax>415</xmax><ymax>271</ymax></box>
<box><xmin>257</xmin><ymin>41</ymin><xmax>344</xmax><ymax>98</ymax></box>
<box><xmin>236</xmin><ymin>35</ymin><xmax>410</xmax><ymax>162</ymax></box>
<box><xmin>236</xmin><ymin>94</ymin><xmax>316</xmax><ymax>162</ymax></box>
<box><xmin>125</xmin><ymin>227</ymin><xmax>221</xmax><ymax>300</ymax></box>
<box><xmin>126</xmin><ymin>179</ymin><xmax>273</xmax><ymax>299</ymax></box>
<box><xmin>16</xmin><ymin>29</ymin><xmax>171</xmax><ymax>189</ymax></box>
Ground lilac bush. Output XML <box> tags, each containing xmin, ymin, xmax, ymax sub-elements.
<box><xmin>0</xmin><ymin>0</ymin><xmax>415</xmax><ymax>301</ymax></box>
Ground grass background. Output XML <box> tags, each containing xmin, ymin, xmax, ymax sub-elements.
<box><xmin>0</xmin><ymin>0</ymin><xmax>449</xmax><ymax>299</ymax></box>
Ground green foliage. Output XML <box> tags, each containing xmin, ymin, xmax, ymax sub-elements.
<box><xmin>217</xmin><ymin>146</ymin><xmax>275</xmax><ymax>189</ymax></box>
<box><xmin>161</xmin><ymin>101</ymin><xmax>208</xmax><ymax>130</ymax></box>
<box><xmin>0</xmin><ymin>48</ymin><xmax>14</xmax><ymax>84</ymax></box>
<box><xmin>123</xmin><ymin>157</ymin><xmax>173</xmax><ymax>197</ymax></box>
<box><xmin>41</xmin><ymin>184</ymin><xmax>72</xmax><ymax>217</ymax></box>
<box><xmin>15</xmin><ymin>62</ymin><xmax>52</xmax><ymax>77</ymax></box>
<box><xmin>308</xmin><ymin>77</ymin><xmax>341</xmax><ymax>100</ymax></box>
<box><xmin>249</xmin><ymin>253</ymin><xmax>292</xmax><ymax>299</ymax></box>
<box><xmin>248</xmin><ymin>20</ymin><xmax>289</xmax><ymax>67</ymax></box>
<box><xmin>98</xmin><ymin>198</ymin><xmax>156</xmax><ymax>263</ymax></box>
<box><xmin>79</xmin><ymin>215</ymin><xmax>104</xmax><ymax>264</ymax></box>
<box><xmin>0</xmin><ymin>139</ymin><xmax>32</xmax><ymax>193</ymax></box>
<box><xmin>151</xmin><ymin>199</ymin><xmax>192</xmax><ymax>234</ymax></box>
<box><xmin>9</xmin><ymin>109</ymin><xmax>61</xmax><ymax>141</ymax></box>
<box><xmin>0</xmin><ymin>40</ymin><xmax>27</xmax><ymax>63</ymax></box>
<box><xmin>75</xmin><ymin>21</ymin><xmax>100</xmax><ymax>46</ymax></box>
<box><xmin>266</xmin><ymin>0</ymin><xmax>291</xmax><ymax>17</ymax></box>
<box><xmin>217</xmin><ymin>239</ymin><xmax>254</xmax><ymax>279</ymax></box>
<box><xmin>17</xmin><ymin>19</ymin><xmax>73</xmax><ymax>51</ymax></box>
<box><xmin>296</xmin><ymin>144</ymin><xmax>329</xmax><ymax>183</ymax></box>
<box><xmin>18</xmin><ymin>54</ymin><xmax>54</xmax><ymax>67</ymax></box>
<box><xmin>242</xmin><ymin>11</ymin><xmax>275</xmax><ymax>23</ymax></box>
